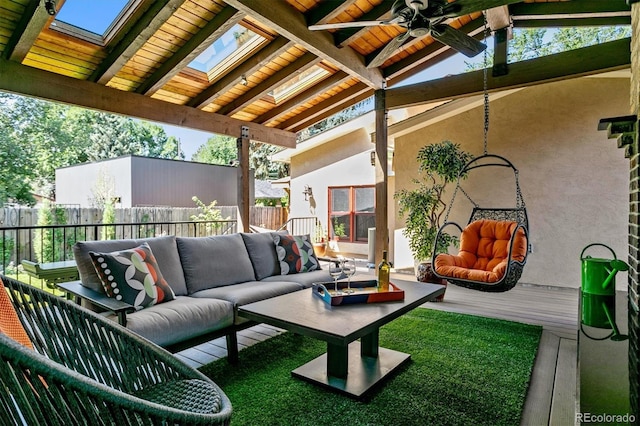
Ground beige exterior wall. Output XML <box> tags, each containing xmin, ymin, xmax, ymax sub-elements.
<box><xmin>394</xmin><ymin>76</ymin><xmax>630</xmax><ymax>289</ymax></box>
<box><xmin>289</xmin><ymin>128</ymin><xmax>375</xmax><ymax>257</ymax></box>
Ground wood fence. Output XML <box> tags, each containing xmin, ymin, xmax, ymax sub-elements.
<box><xmin>0</xmin><ymin>205</ymin><xmax>287</xmax><ymax>231</ymax></box>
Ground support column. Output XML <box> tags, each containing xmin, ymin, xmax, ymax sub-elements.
<box><xmin>374</xmin><ymin>89</ymin><xmax>389</xmax><ymax>266</ymax></box>
<box><xmin>237</xmin><ymin>126</ymin><xmax>250</xmax><ymax>233</ymax></box>
<box><xmin>492</xmin><ymin>27</ymin><xmax>509</xmax><ymax>77</ymax></box>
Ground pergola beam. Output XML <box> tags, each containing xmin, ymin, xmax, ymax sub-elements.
<box><xmin>3</xmin><ymin>1</ymin><xmax>50</xmax><ymax>62</ymax></box>
<box><xmin>386</xmin><ymin>37</ymin><xmax>631</xmax><ymax>109</ymax></box>
<box><xmin>0</xmin><ymin>59</ymin><xmax>296</xmax><ymax>148</ymax></box>
<box><xmin>224</xmin><ymin>0</ymin><xmax>384</xmax><ymax>90</ymax></box>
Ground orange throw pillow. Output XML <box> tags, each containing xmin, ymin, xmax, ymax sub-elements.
<box><xmin>0</xmin><ymin>278</ymin><xmax>34</xmax><ymax>349</ymax></box>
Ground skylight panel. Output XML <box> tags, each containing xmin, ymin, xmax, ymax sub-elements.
<box><xmin>55</xmin><ymin>0</ymin><xmax>131</xmax><ymax>36</ymax></box>
<box><xmin>269</xmin><ymin>65</ymin><xmax>330</xmax><ymax>104</ymax></box>
<box><xmin>189</xmin><ymin>24</ymin><xmax>267</xmax><ymax>82</ymax></box>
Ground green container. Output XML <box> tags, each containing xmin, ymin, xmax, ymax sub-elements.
<box><xmin>580</xmin><ymin>243</ymin><xmax>628</xmax><ymax>329</ymax></box>
<box><xmin>581</xmin><ymin>292</ymin><xmax>615</xmax><ymax>329</ymax></box>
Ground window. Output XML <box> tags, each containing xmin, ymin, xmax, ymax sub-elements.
<box><xmin>328</xmin><ymin>186</ymin><xmax>375</xmax><ymax>243</ymax></box>
<box><xmin>189</xmin><ymin>24</ymin><xmax>268</xmax><ymax>82</ymax></box>
<box><xmin>52</xmin><ymin>0</ymin><xmax>138</xmax><ymax>45</ymax></box>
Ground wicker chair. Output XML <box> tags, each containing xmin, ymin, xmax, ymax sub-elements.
<box><xmin>0</xmin><ymin>275</ymin><xmax>232</xmax><ymax>426</ymax></box>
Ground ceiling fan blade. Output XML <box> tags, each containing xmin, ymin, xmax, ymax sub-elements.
<box><xmin>308</xmin><ymin>16</ymin><xmax>401</xmax><ymax>31</ymax></box>
<box><xmin>430</xmin><ymin>24</ymin><xmax>486</xmax><ymax>57</ymax></box>
<box><xmin>367</xmin><ymin>31</ymin><xmax>411</xmax><ymax>69</ymax></box>
<box><xmin>442</xmin><ymin>0</ymin><xmax>522</xmax><ymax>18</ymax></box>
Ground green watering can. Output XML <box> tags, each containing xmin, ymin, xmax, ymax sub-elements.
<box><xmin>580</xmin><ymin>243</ymin><xmax>629</xmax><ymax>341</ymax></box>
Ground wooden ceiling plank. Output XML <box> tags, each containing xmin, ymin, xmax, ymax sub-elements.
<box><xmin>4</xmin><ymin>1</ymin><xmax>50</xmax><ymax>62</ymax></box>
<box><xmin>0</xmin><ymin>58</ymin><xmax>295</xmax><ymax>147</ymax></box>
<box><xmin>188</xmin><ymin>36</ymin><xmax>293</xmax><ymax>108</ymax></box>
<box><xmin>332</xmin><ymin>0</ymin><xmax>396</xmax><ymax>47</ymax></box>
<box><xmin>386</xmin><ymin>37</ymin><xmax>631</xmax><ymax>109</ymax></box>
<box><xmin>306</xmin><ymin>0</ymin><xmax>359</xmax><ymax>26</ymax></box>
<box><xmin>224</xmin><ymin>0</ymin><xmax>384</xmax><ymax>89</ymax></box>
<box><xmin>91</xmin><ymin>0</ymin><xmax>186</xmax><ymax>84</ymax></box>
<box><xmin>278</xmin><ymin>82</ymin><xmax>371</xmax><ymax>131</ymax></box>
<box><xmin>137</xmin><ymin>6</ymin><xmax>245</xmax><ymax>95</ymax></box>
<box><xmin>256</xmin><ymin>71</ymin><xmax>352</xmax><ymax>123</ymax></box>
<box><xmin>216</xmin><ymin>51</ymin><xmax>321</xmax><ymax>116</ymax></box>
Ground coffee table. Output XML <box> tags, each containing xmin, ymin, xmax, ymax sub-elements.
<box><xmin>238</xmin><ymin>278</ymin><xmax>445</xmax><ymax>398</ymax></box>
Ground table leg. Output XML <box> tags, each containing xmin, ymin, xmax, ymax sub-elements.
<box><xmin>326</xmin><ymin>342</ymin><xmax>348</xmax><ymax>379</ymax></box>
<box><xmin>360</xmin><ymin>329</ymin><xmax>379</xmax><ymax>358</ymax></box>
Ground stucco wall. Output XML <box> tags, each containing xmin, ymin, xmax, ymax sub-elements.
<box><xmin>290</xmin><ymin>128</ymin><xmax>375</xmax><ymax>257</ymax></box>
<box><xmin>394</xmin><ymin>76</ymin><xmax>630</xmax><ymax>289</ymax></box>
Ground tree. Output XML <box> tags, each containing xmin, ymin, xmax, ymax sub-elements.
<box><xmin>192</xmin><ymin>134</ymin><xmax>237</xmax><ymax>165</ymax></box>
<box><xmin>192</xmin><ymin>134</ymin><xmax>289</xmax><ymax>180</ymax></box>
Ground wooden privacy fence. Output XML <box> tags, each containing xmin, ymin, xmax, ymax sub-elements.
<box><xmin>0</xmin><ymin>205</ymin><xmax>287</xmax><ymax>230</ymax></box>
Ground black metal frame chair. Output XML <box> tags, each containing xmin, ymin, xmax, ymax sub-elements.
<box><xmin>0</xmin><ymin>275</ymin><xmax>232</xmax><ymax>425</ymax></box>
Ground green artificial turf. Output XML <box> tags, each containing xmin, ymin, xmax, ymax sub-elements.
<box><xmin>200</xmin><ymin>308</ymin><xmax>542</xmax><ymax>426</ymax></box>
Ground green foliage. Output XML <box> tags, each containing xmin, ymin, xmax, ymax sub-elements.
<box><xmin>332</xmin><ymin>217</ymin><xmax>346</xmax><ymax>238</ymax></box>
<box><xmin>101</xmin><ymin>200</ymin><xmax>116</xmax><ymax>240</ymax></box>
<box><xmin>200</xmin><ymin>308</ymin><xmax>541</xmax><ymax>426</ymax></box>
<box><xmin>1</xmin><ymin>236</ymin><xmax>15</xmax><ymax>269</ymax></box>
<box><xmin>34</xmin><ymin>200</ymin><xmax>69</xmax><ymax>262</ymax></box>
<box><xmin>395</xmin><ymin>140</ymin><xmax>472</xmax><ymax>260</ymax></box>
<box><xmin>190</xmin><ymin>196</ymin><xmax>230</xmax><ymax>233</ymax></box>
<box><xmin>192</xmin><ymin>135</ymin><xmax>288</xmax><ymax>180</ymax></box>
<box><xmin>192</xmin><ymin>134</ymin><xmax>237</xmax><ymax>165</ymax></box>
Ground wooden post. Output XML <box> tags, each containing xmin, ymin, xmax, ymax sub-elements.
<box><xmin>374</xmin><ymin>89</ymin><xmax>389</xmax><ymax>266</ymax></box>
<box><xmin>492</xmin><ymin>27</ymin><xmax>509</xmax><ymax>77</ymax></box>
<box><xmin>237</xmin><ymin>126</ymin><xmax>250</xmax><ymax>232</ymax></box>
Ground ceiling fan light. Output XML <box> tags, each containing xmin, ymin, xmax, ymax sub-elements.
<box><xmin>406</xmin><ymin>0</ymin><xmax>428</xmax><ymax>11</ymax></box>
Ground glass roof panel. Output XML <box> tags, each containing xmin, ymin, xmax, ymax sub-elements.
<box><xmin>269</xmin><ymin>65</ymin><xmax>330</xmax><ymax>104</ymax></box>
<box><xmin>190</xmin><ymin>24</ymin><xmax>266</xmax><ymax>81</ymax></box>
<box><xmin>55</xmin><ymin>0</ymin><xmax>130</xmax><ymax>36</ymax></box>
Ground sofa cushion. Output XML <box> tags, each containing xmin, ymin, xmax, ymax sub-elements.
<box><xmin>191</xmin><ymin>280</ymin><xmax>303</xmax><ymax>324</ymax></box>
<box><xmin>176</xmin><ymin>234</ymin><xmax>255</xmax><ymax>294</ymax></box>
<box><xmin>241</xmin><ymin>231</ymin><xmax>288</xmax><ymax>280</ymax></box>
<box><xmin>74</xmin><ymin>236</ymin><xmax>188</xmax><ymax>296</ymax></box>
<box><xmin>273</xmin><ymin>234</ymin><xmax>321</xmax><ymax>275</ymax></box>
<box><xmin>261</xmin><ymin>269</ymin><xmax>337</xmax><ymax>289</ymax></box>
<box><xmin>89</xmin><ymin>243</ymin><xmax>175</xmax><ymax>310</ymax></box>
<box><xmin>107</xmin><ymin>296</ymin><xmax>234</xmax><ymax>347</ymax></box>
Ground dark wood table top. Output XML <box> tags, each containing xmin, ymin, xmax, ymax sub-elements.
<box><xmin>238</xmin><ymin>278</ymin><xmax>445</xmax><ymax>347</ymax></box>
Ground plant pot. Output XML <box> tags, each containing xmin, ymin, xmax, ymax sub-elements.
<box><xmin>416</xmin><ymin>261</ymin><xmax>447</xmax><ymax>302</ymax></box>
<box><xmin>312</xmin><ymin>242</ymin><xmax>327</xmax><ymax>258</ymax></box>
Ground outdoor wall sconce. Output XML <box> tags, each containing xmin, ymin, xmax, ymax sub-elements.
<box><xmin>44</xmin><ymin>0</ymin><xmax>57</xmax><ymax>15</ymax></box>
<box><xmin>302</xmin><ymin>185</ymin><xmax>313</xmax><ymax>201</ymax></box>
<box><xmin>370</xmin><ymin>151</ymin><xmax>376</xmax><ymax>166</ymax></box>
<box><xmin>240</xmin><ymin>75</ymin><xmax>248</xmax><ymax>86</ymax></box>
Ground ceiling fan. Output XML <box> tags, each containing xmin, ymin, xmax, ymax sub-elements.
<box><xmin>308</xmin><ymin>0</ymin><xmax>520</xmax><ymax>68</ymax></box>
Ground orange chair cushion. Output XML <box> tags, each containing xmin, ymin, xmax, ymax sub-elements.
<box><xmin>0</xmin><ymin>278</ymin><xmax>34</xmax><ymax>349</ymax></box>
<box><xmin>434</xmin><ymin>219</ymin><xmax>527</xmax><ymax>284</ymax></box>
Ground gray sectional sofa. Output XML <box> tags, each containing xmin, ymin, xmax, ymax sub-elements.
<box><xmin>61</xmin><ymin>232</ymin><xmax>336</xmax><ymax>362</ymax></box>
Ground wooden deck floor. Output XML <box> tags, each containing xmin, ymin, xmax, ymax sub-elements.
<box><xmin>175</xmin><ymin>270</ymin><xmax>579</xmax><ymax>426</ymax></box>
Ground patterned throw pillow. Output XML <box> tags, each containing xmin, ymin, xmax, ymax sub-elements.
<box><xmin>273</xmin><ymin>234</ymin><xmax>320</xmax><ymax>275</ymax></box>
<box><xmin>89</xmin><ymin>243</ymin><xmax>175</xmax><ymax>310</ymax></box>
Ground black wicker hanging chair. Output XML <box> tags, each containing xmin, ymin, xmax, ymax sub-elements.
<box><xmin>430</xmin><ymin>154</ymin><xmax>530</xmax><ymax>292</ymax></box>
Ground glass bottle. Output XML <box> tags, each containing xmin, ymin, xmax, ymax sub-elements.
<box><xmin>377</xmin><ymin>250</ymin><xmax>390</xmax><ymax>292</ymax></box>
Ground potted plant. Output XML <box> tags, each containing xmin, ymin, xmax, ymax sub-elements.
<box><xmin>394</xmin><ymin>140</ymin><xmax>473</xmax><ymax>300</ymax></box>
<box><xmin>312</xmin><ymin>222</ymin><xmax>328</xmax><ymax>257</ymax></box>
<box><xmin>328</xmin><ymin>218</ymin><xmax>346</xmax><ymax>255</ymax></box>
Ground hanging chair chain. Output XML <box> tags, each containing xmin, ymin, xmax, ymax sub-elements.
<box><xmin>482</xmin><ymin>13</ymin><xmax>489</xmax><ymax>156</ymax></box>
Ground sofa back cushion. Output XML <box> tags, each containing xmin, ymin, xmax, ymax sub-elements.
<box><xmin>74</xmin><ymin>236</ymin><xmax>188</xmax><ymax>296</ymax></box>
<box><xmin>241</xmin><ymin>232</ymin><xmax>288</xmax><ymax>280</ymax></box>
<box><xmin>176</xmin><ymin>234</ymin><xmax>255</xmax><ymax>294</ymax></box>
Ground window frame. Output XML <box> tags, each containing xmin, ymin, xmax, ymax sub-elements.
<box><xmin>328</xmin><ymin>185</ymin><xmax>375</xmax><ymax>244</ymax></box>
